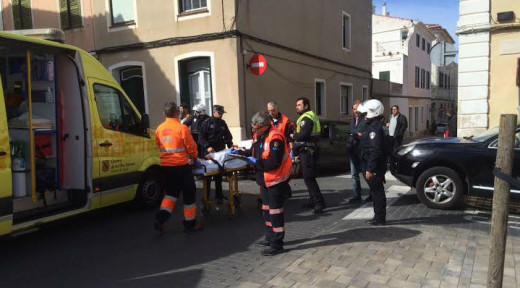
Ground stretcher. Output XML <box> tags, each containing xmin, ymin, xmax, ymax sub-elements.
<box><xmin>193</xmin><ymin>156</ymin><xmax>262</xmax><ymax>219</ymax></box>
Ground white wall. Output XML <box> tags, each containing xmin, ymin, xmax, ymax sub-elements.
<box><xmin>457</xmin><ymin>0</ymin><xmax>490</xmax><ymax>137</ymax></box>
<box><xmin>372</xmin><ymin>15</ymin><xmax>433</xmax><ymax>98</ymax></box>
<box><xmin>373</xmin><ymin>58</ymin><xmax>403</xmax><ymax>83</ymax></box>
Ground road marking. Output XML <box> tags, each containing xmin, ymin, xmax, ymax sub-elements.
<box><xmin>335</xmin><ymin>171</ymin><xmax>398</xmax><ymax>181</ymax></box>
<box><xmin>342</xmin><ymin>185</ymin><xmax>412</xmax><ymax>220</ymax></box>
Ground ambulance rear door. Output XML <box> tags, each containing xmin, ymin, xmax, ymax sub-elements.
<box><xmin>0</xmin><ymin>70</ymin><xmax>13</xmax><ymax>236</ymax></box>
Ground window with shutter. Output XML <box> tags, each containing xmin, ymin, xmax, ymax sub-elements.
<box><xmin>60</xmin><ymin>0</ymin><xmax>82</xmax><ymax>30</ymax></box>
<box><xmin>110</xmin><ymin>0</ymin><xmax>135</xmax><ymax>26</ymax></box>
<box><xmin>13</xmin><ymin>0</ymin><xmax>33</xmax><ymax>29</ymax></box>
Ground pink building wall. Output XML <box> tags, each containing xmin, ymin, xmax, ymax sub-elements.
<box><xmin>1</xmin><ymin>0</ymin><xmax>96</xmax><ymax>52</ymax></box>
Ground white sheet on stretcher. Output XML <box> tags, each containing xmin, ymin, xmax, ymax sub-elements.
<box><xmin>192</xmin><ymin>149</ymin><xmax>250</xmax><ymax>175</ymax></box>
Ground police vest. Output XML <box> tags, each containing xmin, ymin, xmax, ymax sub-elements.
<box><xmin>271</xmin><ymin>114</ymin><xmax>292</xmax><ymax>136</ymax></box>
<box><xmin>296</xmin><ymin>110</ymin><xmax>321</xmax><ymax>137</ymax></box>
<box><xmin>256</xmin><ymin>128</ymin><xmax>292</xmax><ymax>187</ymax></box>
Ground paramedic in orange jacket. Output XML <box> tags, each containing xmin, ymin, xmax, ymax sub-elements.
<box><xmin>154</xmin><ymin>101</ymin><xmax>203</xmax><ymax>233</ymax></box>
<box><xmin>267</xmin><ymin>101</ymin><xmax>294</xmax><ymax>142</ymax></box>
<box><xmin>241</xmin><ymin>112</ymin><xmax>292</xmax><ymax>256</ymax></box>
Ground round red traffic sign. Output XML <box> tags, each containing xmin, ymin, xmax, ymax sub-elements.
<box><xmin>249</xmin><ymin>54</ymin><xmax>266</xmax><ymax>75</ymax></box>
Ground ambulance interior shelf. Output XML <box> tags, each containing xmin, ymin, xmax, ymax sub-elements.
<box><xmin>0</xmin><ymin>45</ymin><xmax>89</xmax><ymax>222</ymax></box>
<box><xmin>3</xmin><ymin>52</ymin><xmax>58</xmax><ymax>202</ymax></box>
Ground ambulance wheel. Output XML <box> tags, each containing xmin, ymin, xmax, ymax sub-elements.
<box><xmin>136</xmin><ymin>176</ymin><xmax>163</xmax><ymax>209</ymax></box>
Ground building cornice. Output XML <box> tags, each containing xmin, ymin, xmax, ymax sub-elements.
<box><xmin>93</xmin><ymin>30</ymin><xmax>372</xmax><ymax>76</ymax></box>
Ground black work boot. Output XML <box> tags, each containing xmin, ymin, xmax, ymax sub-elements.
<box><xmin>255</xmin><ymin>239</ymin><xmax>270</xmax><ymax>247</ymax></box>
<box><xmin>366</xmin><ymin>218</ymin><xmax>386</xmax><ymax>226</ymax></box>
<box><xmin>313</xmin><ymin>202</ymin><xmax>325</xmax><ymax>214</ymax></box>
<box><xmin>261</xmin><ymin>247</ymin><xmax>284</xmax><ymax>256</ymax></box>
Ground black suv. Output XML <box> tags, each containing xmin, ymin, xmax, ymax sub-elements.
<box><xmin>391</xmin><ymin>125</ymin><xmax>520</xmax><ymax>209</ymax></box>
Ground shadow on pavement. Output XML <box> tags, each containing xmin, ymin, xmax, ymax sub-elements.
<box><xmin>0</xmin><ymin>195</ymin><xmax>266</xmax><ymax>288</ymax></box>
<box><xmin>285</xmin><ymin>226</ymin><xmax>420</xmax><ymax>251</ymax></box>
<box><xmin>386</xmin><ymin>214</ymin><xmax>474</xmax><ymax>226</ymax></box>
<box><xmin>122</xmin><ymin>269</ymin><xmax>204</xmax><ymax>288</ymax></box>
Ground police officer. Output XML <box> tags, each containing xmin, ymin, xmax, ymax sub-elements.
<box><xmin>241</xmin><ymin>112</ymin><xmax>292</xmax><ymax>256</ymax></box>
<box><xmin>183</xmin><ymin>103</ymin><xmax>210</xmax><ymax>156</ymax></box>
<box><xmin>154</xmin><ymin>101</ymin><xmax>203</xmax><ymax>233</ymax></box>
<box><xmin>292</xmin><ymin>97</ymin><xmax>325</xmax><ymax>214</ymax></box>
<box><xmin>357</xmin><ymin>99</ymin><xmax>387</xmax><ymax>226</ymax></box>
<box><xmin>199</xmin><ymin>105</ymin><xmax>233</xmax><ymax>203</ymax></box>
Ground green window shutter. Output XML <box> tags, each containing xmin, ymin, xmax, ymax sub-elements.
<box><xmin>59</xmin><ymin>0</ymin><xmax>70</xmax><ymax>29</ymax></box>
<box><xmin>12</xmin><ymin>0</ymin><xmax>22</xmax><ymax>30</ymax></box>
<box><xmin>69</xmin><ymin>0</ymin><xmax>82</xmax><ymax>28</ymax></box>
<box><xmin>20</xmin><ymin>0</ymin><xmax>33</xmax><ymax>29</ymax></box>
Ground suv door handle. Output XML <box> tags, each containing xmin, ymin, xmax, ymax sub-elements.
<box><xmin>99</xmin><ymin>140</ymin><xmax>113</xmax><ymax>147</ymax></box>
<box><xmin>0</xmin><ymin>151</ymin><xmax>6</xmax><ymax>156</ymax></box>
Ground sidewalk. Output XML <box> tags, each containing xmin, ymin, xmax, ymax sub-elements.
<box><xmin>227</xmin><ymin>174</ymin><xmax>520</xmax><ymax>288</ymax></box>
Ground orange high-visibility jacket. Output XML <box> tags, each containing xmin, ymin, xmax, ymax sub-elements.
<box><xmin>271</xmin><ymin>113</ymin><xmax>293</xmax><ymax>137</ymax></box>
<box><xmin>155</xmin><ymin>117</ymin><xmax>198</xmax><ymax>166</ymax></box>
<box><xmin>260</xmin><ymin>127</ymin><xmax>292</xmax><ymax>187</ymax></box>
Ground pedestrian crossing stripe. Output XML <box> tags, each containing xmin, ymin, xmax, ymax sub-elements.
<box><xmin>341</xmin><ymin>185</ymin><xmax>411</xmax><ymax>220</ymax></box>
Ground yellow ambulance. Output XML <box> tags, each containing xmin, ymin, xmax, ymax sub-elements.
<box><xmin>0</xmin><ymin>29</ymin><xmax>162</xmax><ymax>237</ymax></box>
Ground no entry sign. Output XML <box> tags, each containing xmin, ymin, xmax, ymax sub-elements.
<box><xmin>249</xmin><ymin>54</ymin><xmax>266</xmax><ymax>75</ymax></box>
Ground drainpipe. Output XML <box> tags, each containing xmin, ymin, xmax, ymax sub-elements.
<box><xmin>240</xmin><ymin>37</ymin><xmax>249</xmax><ymax>139</ymax></box>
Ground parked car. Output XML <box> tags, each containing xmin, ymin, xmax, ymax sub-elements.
<box><xmin>391</xmin><ymin>125</ymin><xmax>520</xmax><ymax>209</ymax></box>
<box><xmin>288</xmin><ymin>119</ymin><xmax>351</xmax><ymax>178</ymax></box>
<box><xmin>317</xmin><ymin>120</ymin><xmax>351</xmax><ymax>170</ymax></box>
<box><xmin>435</xmin><ymin>122</ymin><xmax>448</xmax><ymax>136</ymax></box>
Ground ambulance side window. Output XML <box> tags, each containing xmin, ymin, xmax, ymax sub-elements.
<box><xmin>93</xmin><ymin>84</ymin><xmax>141</xmax><ymax>135</ymax></box>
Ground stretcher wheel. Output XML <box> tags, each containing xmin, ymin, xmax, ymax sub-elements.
<box><xmin>233</xmin><ymin>195</ymin><xmax>241</xmax><ymax>208</ymax></box>
<box><xmin>201</xmin><ymin>204</ymin><xmax>210</xmax><ymax>216</ymax></box>
<box><xmin>228</xmin><ymin>207</ymin><xmax>240</xmax><ymax>220</ymax></box>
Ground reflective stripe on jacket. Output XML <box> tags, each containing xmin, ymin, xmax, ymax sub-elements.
<box><xmin>155</xmin><ymin>118</ymin><xmax>198</xmax><ymax>166</ymax></box>
<box><xmin>296</xmin><ymin>110</ymin><xmax>321</xmax><ymax>137</ymax></box>
<box><xmin>261</xmin><ymin>128</ymin><xmax>292</xmax><ymax>187</ymax></box>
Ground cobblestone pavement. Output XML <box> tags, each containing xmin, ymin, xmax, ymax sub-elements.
<box><xmin>135</xmin><ymin>172</ymin><xmax>520</xmax><ymax>288</ymax></box>
<box><xmin>4</xmin><ymin>170</ymin><xmax>518</xmax><ymax>288</ymax></box>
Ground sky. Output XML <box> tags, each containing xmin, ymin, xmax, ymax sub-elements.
<box><xmin>372</xmin><ymin>0</ymin><xmax>460</xmax><ymax>47</ymax></box>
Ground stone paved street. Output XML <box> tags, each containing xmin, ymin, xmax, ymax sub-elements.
<box><xmin>2</xmin><ymin>171</ymin><xmax>519</xmax><ymax>288</ymax></box>
<box><xmin>135</xmin><ymin>172</ymin><xmax>520</xmax><ymax>288</ymax></box>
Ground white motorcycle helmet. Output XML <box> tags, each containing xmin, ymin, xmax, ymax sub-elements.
<box><xmin>192</xmin><ymin>103</ymin><xmax>207</xmax><ymax>115</ymax></box>
<box><xmin>357</xmin><ymin>99</ymin><xmax>384</xmax><ymax>119</ymax></box>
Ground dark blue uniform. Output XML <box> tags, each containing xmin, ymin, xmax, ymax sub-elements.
<box><xmin>184</xmin><ymin>114</ymin><xmax>210</xmax><ymax>156</ymax></box>
<box><xmin>360</xmin><ymin>118</ymin><xmax>387</xmax><ymax>223</ymax></box>
<box><xmin>199</xmin><ymin>117</ymin><xmax>233</xmax><ymax>200</ymax></box>
<box><xmin>199</xmin><ymin>117</ymin><xmax>233</xmax><ymax>153</ymax></box>
<box><xmin>348</xmin><ymin>116</ymin><xmax>366</xmax><ymax>201</ymax></box>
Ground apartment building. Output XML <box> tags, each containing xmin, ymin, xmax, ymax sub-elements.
<box><xmin>1</xmin><ymin>0</ymin><xmax>373</xmax><ymax>140</ymax></box>
<box><xmin>457</xmin><ymin>0</ymin><xmax>520</xmax><ymax>137</ymax></box>
<box><xmin>426</xmin><ymin>24</ymin><xmax>458</xmax><ymax>123</ymax></box>
<box><xmin>372</xmin><ymin>8</ymin><xmax>435</xmax><ymax>136</ymax></box>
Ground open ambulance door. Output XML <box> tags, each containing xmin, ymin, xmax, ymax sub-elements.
<box><xmin>0</xmin><ymin>71</ymin><xmax>13</xmax><ymax>236</ymax></box>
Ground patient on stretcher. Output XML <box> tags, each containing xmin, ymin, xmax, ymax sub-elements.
<box><xmin>192</xmin><ymin>148</ymin><xmax>253</xmax><ymax>175</ymax></box>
